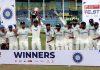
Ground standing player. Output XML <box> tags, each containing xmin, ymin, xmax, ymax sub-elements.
<box><xmin>45</xmin><ymin>23</ymin><xmax>55</xmax><ymax>50</ymax></box>
<box><xmin>0</xmin><ymin>25</ymin><xmax>2</xmax><ymax>49</ymax></box>
<box><xmin>17</xmin><ymin>22</ymin><xmax>29</xmax><ymax>50</ymax></box>
<box><xmin>72</xmin><ymin>22</ymin><xmax>79</xmax><ymax>50</ymax></box>
<box><xmin>31</xmin><ymin>20</ymin><xmax>41</xmax><ymax>50</ymax></box>
<box><xmin>93</xmin><ymin>22</ymin><xmax>99</xmax><ymax>50</ymax></box>
<box><xmin>6</xmin><ymin>25</ymin><xmax>18</xmax><ymax>50</ymax></box>
<box><xmin>54</xmin><ymin>24</ymin><xmax>64</xmax><ymax>50</ymax></box>
<box><xmin>88</xmin><ymin>19</ymin><xmax>96</xmax><ymax>50</ymax></box>
<box><xmin>64</xmin><ymin>23</ymin><xmax>74</xmax><ymax>50</ymax></box>
<box><xmin>79</xmin><ymin>22</ymin><xmax>90</xmax><ymax>50</ymax></box>
<box><xmin>0</xmin><ymin>25</ymin><xmax>8</xmax><ymax>50</ymax></box>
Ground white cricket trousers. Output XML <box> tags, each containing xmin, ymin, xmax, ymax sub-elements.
<box><xmin>79</xmin><ymin>38</ymin><xmax>90</xmax><ymax>50</ymax></box>
<box><xmin>32</xmin><ymin>39</ymin><xmax>41</xmax><ymax>50</ymax></box>
<box><xmin>19</xmin><ymin>40</ymin><xmax>28</xmax><ymax>50</ymax></box>
<box><xmin>64</xmin><ymin>39</ymin><xmax>73</xmax><ymax>50</ymax></box>
<box><xmin>55</xmin><ymin>40</ymin><xmax>65</xmax><ymax>50</ymax></box>
<box><xmin>9</xmin><ymin>41</ymin><xmax>18</xmax><ymax>50</ymax></box>
<box><xmin>46</xmin><ymin>41</ymin><xmax>55</xmax><ymax>50</ymax></box>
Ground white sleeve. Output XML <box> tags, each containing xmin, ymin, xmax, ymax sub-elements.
<box><xmin>97</xmin><ymin>29</ymin><xmax>100</xmax><ymax>35</ymax></box>
<box><xmin>17</xmin><ymin>29</ymin><xmax>20</xmax><ymax>34</ymax></box>
<box><xmin>27</xmin><ymin>28</ymin><xmax>31</xmax><ymax>33</ymax></box>
<box><xmin>51</xmin><ymin>29</ymin><xmax>54</xmax><ymax>37</ymax></box>
<box><xmin>5</xmin><ymin>32</ymin><xmax>8</xmax><ymax>38</ymax></box>
<box><xmin>30</xmin><ymin>26</ymin><xmax>33</xmax><ymax>32</ymax></box>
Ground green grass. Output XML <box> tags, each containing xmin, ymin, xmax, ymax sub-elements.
<box><xmin>0</xmin><ymin>65</ymin><xmax>100</xmax><ymax>70</ymax></box>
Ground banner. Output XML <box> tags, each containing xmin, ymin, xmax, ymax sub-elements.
<box><xmin>0</xmin><ymin>0</ymin><xmax>1</xmax><ymax>24</ymax></box>
<box><xmin>0</xmin><ymin>0</ymin><xmax>16</xmax><ymax>28</ymax></box>
<box><xmin>82</xmin><ymin>0</ymin><xmax>100</xmax><ymax>25</ymax></box>
<box><xmin>0</xmin><ymin>50</ymin><xmax>100</xmax><ymax>66</ymax></box>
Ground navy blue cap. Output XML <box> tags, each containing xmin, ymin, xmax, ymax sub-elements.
<box><xmin>8</xmin><ymin>25</ymin><xmax>13</xmax><ymax>28</ymax></box>
<box><xmin>56</xmin><ymin>24</ymin><xmax>61</xmax><ymax>27</ymax></box>
<box><xmin>46</xmin><ymin>23</ymin><xmax>50</xmax><ymax>26</ymax></box>
<box><xmin>13</xmin><ymin>24</ymin><xmax>16</xmax><ymax>28</ymax></box>
<box><xmin>0</xmin><ymin>25</ymin><xmax>4</xmax><ymax>29</ymax></box>
<box><xmin>20</xmin><ymin>22</ymin><xmax>25</xmax><ymax>25</ymax></box>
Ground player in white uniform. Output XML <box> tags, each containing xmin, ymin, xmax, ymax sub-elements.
<box><xmin>0</xmin><ymin>25</ymin><xmax>8</xmax><ymax>50</ymax></box>
<box><xmin>45</xmin><ymin>23</ymin><xmax>55</xmax><ymax>50</ymax></box>
<box><xmin>72</xmin><ymin>22</ymin><xmax>80</xmax><ymax>50</ymax></box>
<box><xmin>64</xmin><ymin>23</ymin><xmax>74</xmax><ymax>50</ymax></box>
<box><xmin>31</xmin><ymin>20</ymin><xmax>41</xmax><ymax>50</ymax></box>
<box><xmin>79</xmin><ymin>22</ymin><xmax>90</xmax><ymax>50</ymax></box>
<box><xmin>6</xmin><ymin>25</ymin><xmax>18</xmax><ymax>50</ymax></box>
<box><xmin>54</xmin><ymin>24</ymin><xmax>64</xmax><ymax>50</ymax></box>
<box><xmin>0</xmin><ymin>25</ymin><xmax>4</xmax><ymax>49</ymax></box>
<box><xmin>17</xmin><ymin>22</ymin><xmax>29</xmax><ymax>50</ymax></box>
<box><xmin>88</xmin><ymin>19</ymin><xmax>96</xmax><ymax>50</ymax></box>
<box><xmin>93</xmin><ymin>22</ymin><xmax>99</xmax><ymax>50</ymax></box>
<box><xmin>0</xmin><ymin>25</ymin><xmax>3</xmax><ymax>49</ymax></box>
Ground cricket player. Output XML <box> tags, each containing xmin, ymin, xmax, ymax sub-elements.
<box><xmin>6</xmin><ymin>25</ymin><xmax>18</xmax><ymax>50</ymax></box>
<box><xmin>0</xmin><ymin>25</ymin><xmax>8</xmax><ymax>50</ymax></box>
<box><xmin>54</xmin><ymin>24</ymin><xmax>64</xmax><ymax>50</ymax></box>
<box><xmin>79</xmin><ymin>22</ymin><xmax>90</xmax><ymax>50</ymax></box>
<box><xmin>93</xmin><ymin>22</ymin><xmax>99</xmax><ymax>50</ymax></box>
<box><xmin>72</xmin><ymin>22</ymin><xmax>80</xmax><ymax>50</ymax></box>
<box><xmin>31</xmin><ymin>20</ymin><xmax>41</xmax><ymax>50</ymax></box>
<box><xmin>17</xmin><ymin>22</ymin><xmax>29</xmax><ymax>50</ymax></box>
<box><xmin>45</xmin><ymin>23</ymin><xmax>55</xmax><ymax>50</ymax></box>
<box><xmin>88</xmin><ymin>19</ymin><xmax>96</xmax><ymax>50</ymax></box>
<box><xmin>64</xmin><ymin>23</ymin><xmax>74</xmax><ymax>50</ymax></box>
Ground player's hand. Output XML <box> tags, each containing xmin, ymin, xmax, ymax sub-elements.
<box><xmin>13</xmin><ymin>29</ymin><xmax>18</xmax><ymax>33</ymax></box>
<box><xmin>47</xmin><ymin>41</ymin><xmax>50</xmax><ymax>43</ymax></box>
<box><xmin>93</xmin><ymin>38</ymin><xmax>96</xmax><ymax>40</ymax></box>
<box><xmin>69</xmin><ymin>36</ymin><xmax>74</xmax><ymax>39</ymax></box>
<box><xmin>5</xmin><ymin>43</ymin><xmax>9</xmax><ymax>48</ymax></box>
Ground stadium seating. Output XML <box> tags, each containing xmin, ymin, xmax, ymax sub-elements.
<box><xmin>16</xmin><ymin>10</ymin><xmax>63</xmax><ymax>27</ymax></box>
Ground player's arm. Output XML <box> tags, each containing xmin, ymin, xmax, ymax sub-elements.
<box><xmin>69</xmin><ymin>34</ymin><xmax>74</xmax><ymax>39</ymax></box>
<box><xmin>47</xmin><ymin>30</ymin><xmax>55</xmax><ymax>43</ymax></box>
<box><xmin>38</xmin><ymin>21</ymin><xmax>41</xmax><ymax>25</ymax></box>
<box><xmin>47</xmin><ymin>32</ymin><xmax>54</xmax><ymax>43</ymax></box>
<box><xmin>13</xmin><ymin>29</ymin><xmax>18</xmax><ymax>37</ymax></box>
<box><xmin>5</xmin><ymin>32</ymin><xmax>8</xmax><ymax>44</ymax></box>
<box><xmin>16</xmin><ymin>29</ymin><xmax>20</xmax><ymax>36</ymax></box>
<box><xmin>69</xmin><ymin>30</ymin><xmax>74</xmax><ymax>39</ymax></box>
<box><xmin>93</xmin><ymin>36</ymin><xmax>100</xmax><ymax>40</ymax></box>
<box><xmin>47</xmin><ymin>37</ymin><xmax>54</xmax><ymax>43</ymax></box>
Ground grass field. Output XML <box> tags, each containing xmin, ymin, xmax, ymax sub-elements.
<box><xmin>0</xmin><ymin>65</ymin><xmax>100</xmax><ymax>70</ymax></box>
<box><xmin>1</xmin><ymin>33</ymin><xmax>100</xmax><ymax>70</ymax></box>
